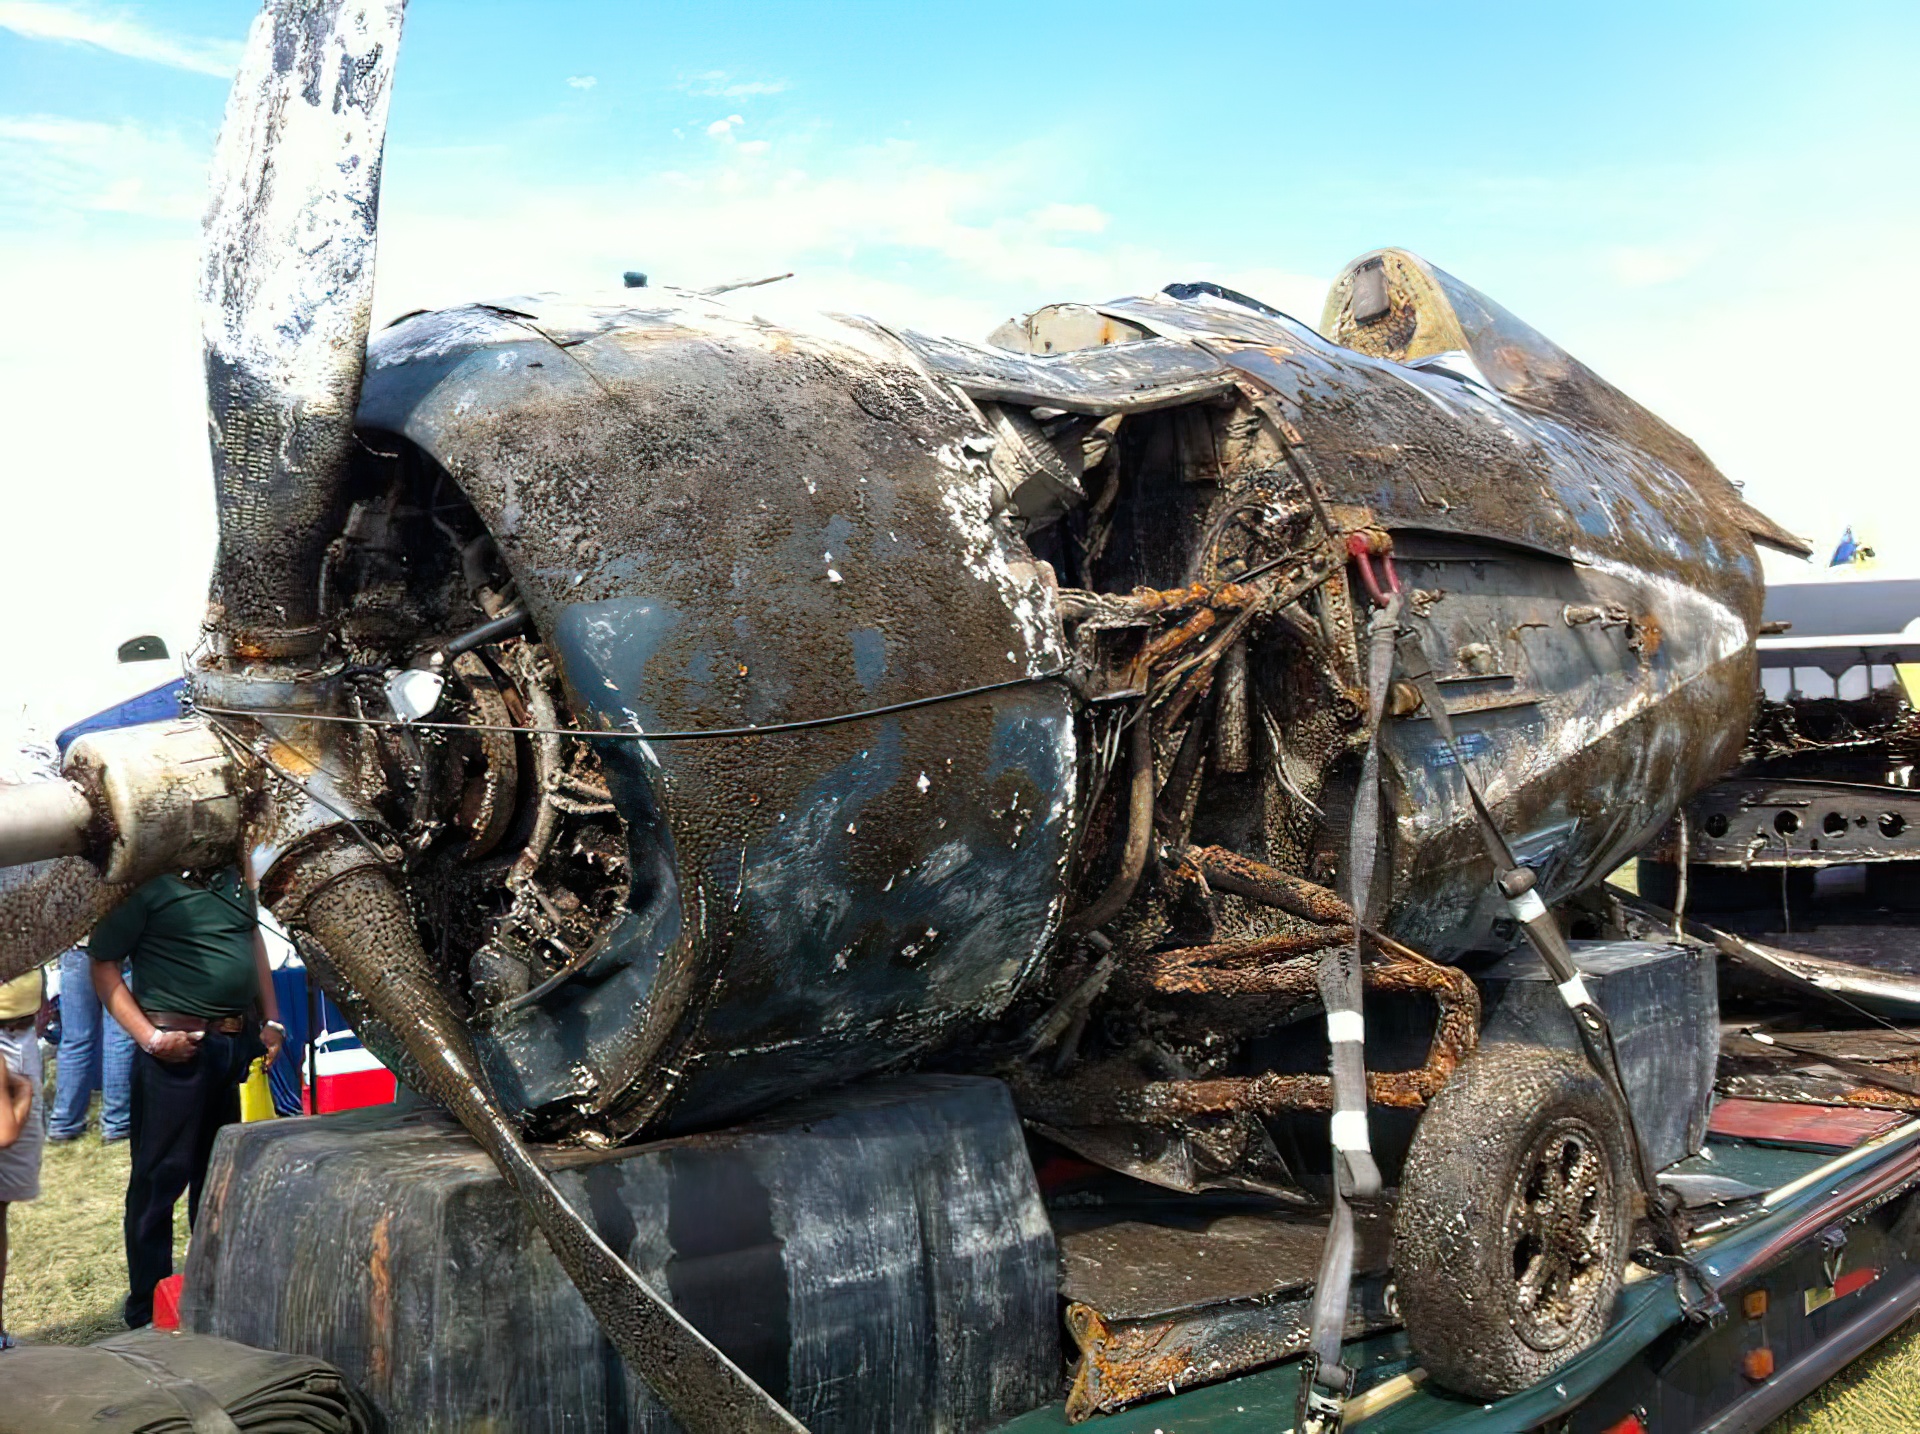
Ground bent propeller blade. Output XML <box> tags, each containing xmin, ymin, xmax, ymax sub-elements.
<box><xmin>201</xmin><ymin>0</ymin><xmax>406</xmax><ymax>657</ymax></box>
<box><xmin>200</xmin><ymin>6</ymin><xmax>808</xmax><ymax>1428</ymax></box>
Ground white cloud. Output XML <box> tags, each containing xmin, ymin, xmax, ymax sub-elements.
<box><xmin>370</xmin><ymin>135</ymin><xmax>1328</xmax><ymax>339</ymax></box>
<box><xmin>0</xmin><ymin>114</ymin><xmax>207</xmax><ymax>222</ymax></box>
<box><xmin>565</xmin><ymin>74</ymin><xmax>596</xmax><ymax>90</ymax></box>
<box><xmin>0</xmin><ymin>1</ymin><xmax>240</xmax><ymax>76</ymax></box>
<box><xmin>0</xmin><ymin>233</ymin><xmax>213</xmax><ymax>740</ymax></box>
<box><xmin>1603</xmin><ymin>242</ymin><xmax>1708</xmax><ymax>288</ymax></box>
<box><xmin>1030</xmin><ymin>202</ymin><xmax>1107</xmax><ymax>236</ymax></box>
<box><xmin>683</xmin><ymin>70</ymin><xmax>788</xmax><ymax>99</ymax></box>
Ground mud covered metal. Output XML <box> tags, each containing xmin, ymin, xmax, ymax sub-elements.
<box><xmin>357</xmin><ymin>299</ymin><xmax>1079</xmax><ymax>1136</ymax></box>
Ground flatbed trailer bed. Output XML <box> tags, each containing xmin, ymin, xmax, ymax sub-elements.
<box><xmin>994</xmin><ymin>1107</ymin><xmax>1920</xmax><ymax>1434</ymax></box>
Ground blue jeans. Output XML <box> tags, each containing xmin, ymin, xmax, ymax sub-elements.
<box><xmin>50</xmin><ymin>947</ymin><xmax>134</xmax><ymax>1139</ymax></box>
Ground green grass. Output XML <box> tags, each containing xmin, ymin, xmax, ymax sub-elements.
<box><xmin>5</xmin><ymin>1057</ymin><xmax>188</xmax><ymax>1345</ymax></box>
<box><xmin>1768</xmin><ymin>1317</ymin><xmax>1920</xmax><ymax>1432</ymax></box>
<box><xmin>6</xmin><ymin>1056</ymin><xmax>1920</xmax><ymax>1427</ymax></box>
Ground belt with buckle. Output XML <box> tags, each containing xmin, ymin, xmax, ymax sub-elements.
<box><xmin>148</xmin><ymin>1011</ymin><xmax>248</xmax><ymax>1036</ymax></box>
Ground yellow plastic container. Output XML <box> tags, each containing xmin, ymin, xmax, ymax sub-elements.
<box><xmin>239</xmin><ymin>1056</ymin><xmax>276</xmax><ymax>1122</ymax></box>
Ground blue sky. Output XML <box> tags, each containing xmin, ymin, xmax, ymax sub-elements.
<box><xmin>1</xmin><ymin>1</ymin><xmax>1917</xmax><ymax>732</ymax></box>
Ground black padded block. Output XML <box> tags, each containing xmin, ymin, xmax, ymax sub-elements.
<box><xmin>182</xmin><ymin>1075</ymin><xmax>1057</xmax><ymax>1432</ymax></box>
<box><xmin>1476</xmin><ymin>938</ymin><xmax>1719</xmax><ymax>1171</ymax></box>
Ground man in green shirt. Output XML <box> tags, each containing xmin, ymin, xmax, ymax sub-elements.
<box><xmin>90</xmin><ymin>863</ymin><xmax>284</xmax><ymax>1328</ymax></box>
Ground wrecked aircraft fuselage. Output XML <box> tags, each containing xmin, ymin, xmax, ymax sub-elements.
<box><xmin>0</xmin><ymin>1</ymin><xmax>1813</xmax><ymax>1412</ymax></box>
<box><xmin>259</xmin><ymin>254</ymin><xmax>1798</xmax><ymax>1169</ymax></box>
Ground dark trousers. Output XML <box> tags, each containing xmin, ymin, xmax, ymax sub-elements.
<box><xmin>124</xmin><ymin>1029</ymin><xmax>252</xmax><ymax>1327</ymax></box>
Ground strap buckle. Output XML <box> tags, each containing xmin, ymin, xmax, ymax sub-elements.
<box><xmin>1634</xmin><ymin>1248</ymin><xmax>1726</xmax><ymax>1325</ymax></box>
<box><xmin>1296</xmin><ymin>1352</ymin><xmax>1356</xmax><ymax>1434</ymax></box>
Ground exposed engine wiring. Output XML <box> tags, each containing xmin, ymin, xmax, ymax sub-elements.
<box><xmin>192</xmin><ymin>668</ymin><xmax>1072</xmax><ymax>742</ymax></box>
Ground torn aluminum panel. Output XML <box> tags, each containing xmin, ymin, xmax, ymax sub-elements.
<box><xmin>1720</xmin><ymin>932</ymin><xmax>1920</xmax><ymax>1022</ymax></box>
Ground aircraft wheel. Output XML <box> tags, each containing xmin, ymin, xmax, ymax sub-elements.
<box><xmin>1392</xmin><ymin>1042</ymin><xmax>1631</xmax><ymax>1400</ymax></box>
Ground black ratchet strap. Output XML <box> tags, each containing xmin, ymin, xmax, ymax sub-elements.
<box><xmin>1297</xmin><ymin>597</ymin><xmax>1400</xmax><ymax>1434</ymax></box>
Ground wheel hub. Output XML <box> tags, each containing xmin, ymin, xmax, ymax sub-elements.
<box><xmin>1502</xmin><ymin>1115</ymin><xmax>1616</xmax><ymax>1351</ymax></box>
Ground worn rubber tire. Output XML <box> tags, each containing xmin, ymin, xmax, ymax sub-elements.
<box><xmin>1393</xmin><ymin>1042</ymin><xmax>1631</xmax><ymax>1401</ymax></box>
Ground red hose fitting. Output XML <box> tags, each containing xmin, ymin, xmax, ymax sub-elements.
<box><xmin>1346</xmin><ymin>531</ymin><xmax>1401</xmax><ymax>606</ymax></box>
<box><xmin>1347</xmin><ymin>533</ymin><xmax>1386</xmax><ymax>607</ymax></box>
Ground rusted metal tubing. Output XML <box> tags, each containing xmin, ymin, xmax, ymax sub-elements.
<box><xmin>1148</xmin><ymin>548</ymin><xmax>1341</xmax><ymax>737</ymax></box>
<box><xmin>1154</xmin><ymin>685</ymin><xmax>1216</xmax><ymax>845</ymax></box>
<box><xmin>1370</xmin><ymin>947</ymin><xmax>1482</xmax><ymax>1089</ymax></box>
<box><xmin>1022</xmin><ymin>948</ymin><xmax>1479</xmax><ymax>1124</ymax></box>
<box><xmin>1186</xmin><ymin>845</ymin><xmax>1354</xmax><ymax>925</ymax></box>
<box><xmin>1141</xmin><ymin>929</ymin><xmax>1355</xmax><ymax>998</ymax></box>
<box><xmin>1148</xmin><ymin>929</ymin><xmax>1358</xmax><ymax>970</ymax></box>
<box><xmin>0</xmin><ymin>781</ymin><xmax>92</xmax><ymax>868</ymax></box>
<box><xmin>1033</xmin><ymin>1058</ymin><xmax>1433</xmax><ymax>1123</ymax></box>
<box><xmin>1125</xmin><ymin>607</ymin><xmax>1219</xmax><ymax>690</ymax></box>
<box><xmin>1057</xmin><ymin>579</ymin><xmax>1270</xmax><ymax>627</ymax></box>
<box><xmin>1070</xmin><ymin>715</ymin><xmax>1156</xmax><ymax>933</ymax></box>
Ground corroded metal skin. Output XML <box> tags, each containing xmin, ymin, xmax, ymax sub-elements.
<box><xmin>357</xmin><ymin>299</ymin><xmax>1079</xmax><ymax>1135</ymax></box>
<box><xmin>316</xmin><ymin>268</ymin><xmax>1785</xmax><ymax>1154</ymax></box>
<box><xmin>928</xmin><ymin>284</ymin><xmax>1779</xmax><ymax>960</ymax></box>
<box><xmin>2</xmin><ymin>270</ymin><xmax>1781</xmax><ymax>1153</ymax></box>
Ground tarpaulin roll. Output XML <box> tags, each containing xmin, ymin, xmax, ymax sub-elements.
<box><xmin>0</xmin><ymin>1329</ymin><xmax>378</xmax><ymax>1434</ymax></box>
